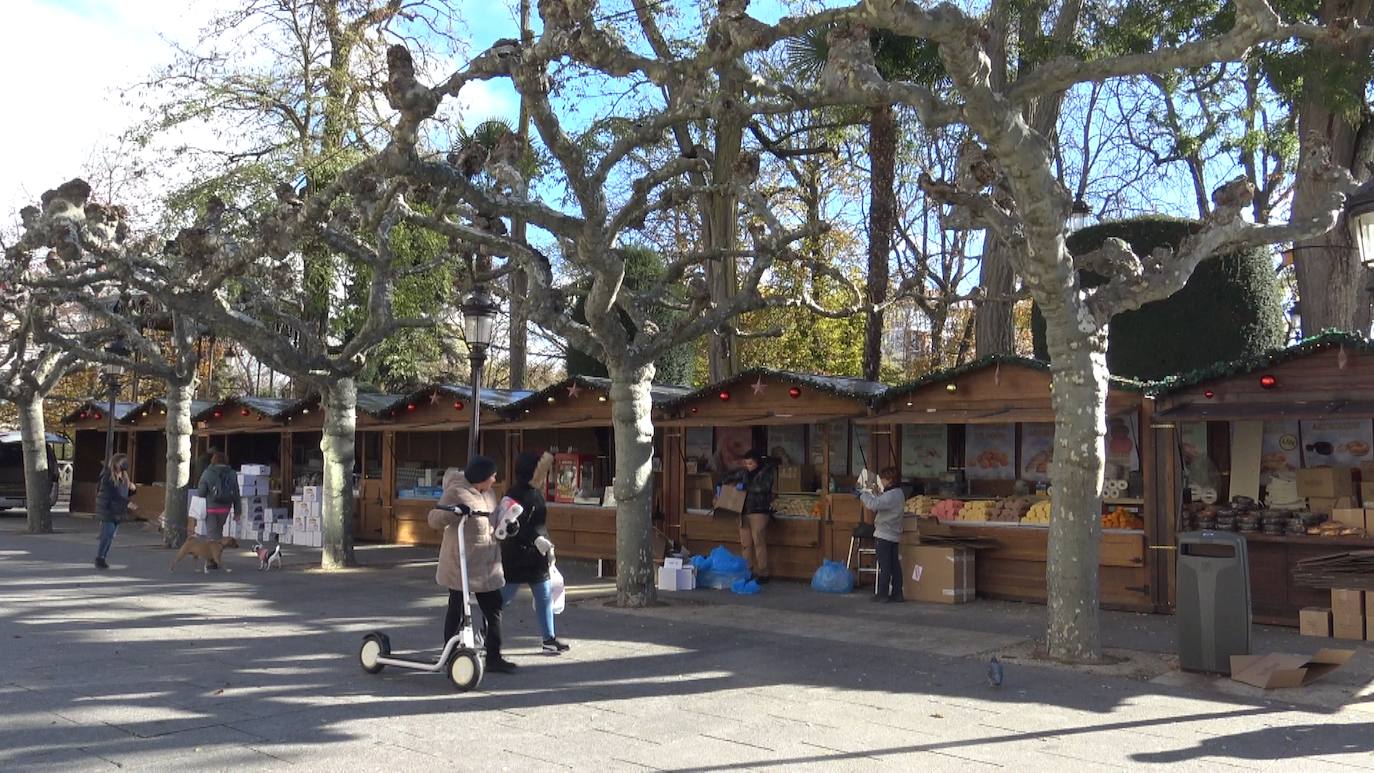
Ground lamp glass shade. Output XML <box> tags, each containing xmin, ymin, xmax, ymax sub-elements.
<box><xmin>102</xmin><ymin>361</ymin><xmax>125</xmax><ymax>377</ymax></box>
<box><xmin>461</xmin><ymin>292</ymin><xmax>500</xmax><ymax>349</ymax></box>
<box><xmin>1351</xmin><ymin>209</ymin><xmax>1374</xmax><ymax>265</ymax></box>
<box><xmin>1067</xmin><ymin>199</ymin><xmax>1093</xmax><ymax>233</ymax></box>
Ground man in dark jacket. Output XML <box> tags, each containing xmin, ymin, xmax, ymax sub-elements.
<box><xmin>723</xmin><ymin>448</ymin><xmax>776</xmax><ymax>583</ymax></box>
<box><xmin>196</xmin><ymin>451</ymin><xmax>241</xmax><ymax>565</ymax></box>
<box><xmin>499</xmin><ymin>450</ymin><xmax>570</xmax><ymax>654</ymax></box>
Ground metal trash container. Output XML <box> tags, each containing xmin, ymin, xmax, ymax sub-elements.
<box><xmin>1177</xmin><ymin>531</ymin><xmax>1251</xmax><ymax>674</ymax></box>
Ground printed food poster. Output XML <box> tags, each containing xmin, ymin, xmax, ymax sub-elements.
<box><xmin>1020</xmin><ymin>423</ymin><xmax>1055</xmax><ymax>482</ymax></box>
<box><xmin>901</xmin><ymin>424</ymin><xmax>948</xmax><ymax>479</ymax></box>
<box><xmin>964</xmin><ymin>424</ymin><xmax>1015</xmax><ymax>480</ymax></box>
<box><xmin>1299</xmin><ymin>419</ymin><xmax>1374</xmax><ymax>468</ymax></box>
<box><xmin>1104</xmin><ymin>413</ymin><xmax>1140</xmax><ymax>476</ymax></box>
<box><xmin>1259</xmin><ymin>420</ymin><xmax>1301</xmax><ymax>485</ymax></box>
<box><xmin>712</xmin><ymin>425</ymin><xmax>752</xmax><ymax>474</ymax></box>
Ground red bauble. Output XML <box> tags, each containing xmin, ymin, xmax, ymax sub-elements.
<box><xmin>718</xmin><ymin>391</ymin><xmax>730</xmax><ymax>401</ymax></box>
<box><xmin>1259</xmin><ymin>375</ymin><xmax>1277</xmax><ymax>390</ymax></box>
<box><xmin>788</xmin><ymin>387</ymin><xmax>801</xmax><ymax>399</ymax></box>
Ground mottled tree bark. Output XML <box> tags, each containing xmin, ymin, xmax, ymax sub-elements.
<box><xmin>320</xmin><ymin>377</ymin><xmax>358</xmax><ymax>568</ymax></box>
<box><xmin>161</xmin><ymin>380</ymin><xmax>196</xmax><ymax>548</ymax></box>
<box><xmin>19</xmin><ymin>393</ymin><xmax>53</xmax><ymax>534</ymax></box>
<box><xmin>608</xmin><ymin>364</ymin><xmax>658</xmax><ymax>607</ymax></box>
<box><xmin>974</xmin><ymin>238</ymin><xmax>1017</xmax><ymax>356</ymax></box>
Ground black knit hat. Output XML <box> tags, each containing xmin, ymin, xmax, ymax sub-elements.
<box><xmin>464</xmin><ymin>455</ymin><xmax>498</xmax><ymax>484</ymax></box>
<box><xmin>514</xmin><ymin>451</ymin><xmax>543</xmax><ymax>485</ymax></box>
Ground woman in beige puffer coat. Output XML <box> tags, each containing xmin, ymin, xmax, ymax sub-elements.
<box><xmin>428</xmin><ymin>455</ymin><xmax>516</xmax><ymax>673</ymax></box>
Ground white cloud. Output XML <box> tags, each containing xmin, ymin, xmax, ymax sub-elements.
<box><xmin>0</xmin><ymin>1</ymin><xmax>220</xmax><ymax>219</ymax></box>
<box><xmin>453</xmin><ymin>78</ymin><xmax>519</xmax><ymax>125</ymax></box>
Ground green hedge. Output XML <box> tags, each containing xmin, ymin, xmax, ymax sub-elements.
<box><xmin>1030</xmin><ymin>217</ymin><xmax>1287</xmax><ymax>380</ymax></box>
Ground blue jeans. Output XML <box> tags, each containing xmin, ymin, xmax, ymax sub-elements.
<box><xmin>501</xmin><ymin>580</ymin><xmax>555</xmax><ymax>640</ymax></box>
<box><xmin>97</xmin><ymin>520</ymin><xmax>119</xmax><ymax>560</ymax></box>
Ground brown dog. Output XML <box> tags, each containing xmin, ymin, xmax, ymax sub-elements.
<box><xmin>170</xmin><ymin>536</ymin><xmax>240</xmax><ymax>574</ymax></box>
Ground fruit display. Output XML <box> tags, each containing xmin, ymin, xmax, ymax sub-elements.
<box><xmin>1021</xmin><ymin>500</ymin><xmax>1052</xmax><ymax>525</ymax></box>
<box><xmin>956</xmin><ymin>500</ymin><xmax>994</xmax><ymax>522</ymax></box>
<box><xmin>1101</xmin><ymin>507</ymin><xmax>1145</xmax><ymax>530</ymax></box>
<box><xmin>904</xmin><ymin>495</ymin><xmax>938</xmax><ymax>515</ymax></box>
<box><xmin>930</xmin><ymin>499</ymin><xmax>966</xmax><ymax>521</ymax></box>
<box><xmin>990</xmin><ymin>497</ymin><xmax>1033</xmax><ymax>523</ymax></box>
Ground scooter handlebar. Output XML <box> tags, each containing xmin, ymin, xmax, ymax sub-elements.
<box><xmin>433</xmin><ymin>503</ymin><xmax>491</xmax><ymax>517</ymax></box>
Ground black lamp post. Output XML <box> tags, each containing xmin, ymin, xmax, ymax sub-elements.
<box><xmin>101</xmin><ymin>337</ymin><xmax>132</xmax><ymax>464</ymax></box>
<box><xmin>461</xmin><ymin>289</ymin><xmax>500</xmax><ymax>461</ymax></box>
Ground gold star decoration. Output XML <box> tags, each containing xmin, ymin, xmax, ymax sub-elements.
<box><xmin>429</xmin><ymin>391</ymin><xmax>441</xmax><ymax>405</ymax></box>
<box><xmin>751</xmin><ymin>378</ymin><xmax>767</xmax><ymax>395</ymax></box>
<box><xmin>567</xmin><ymin>383</ymin><xmax>582</xmax><ymax>398</ymax></box>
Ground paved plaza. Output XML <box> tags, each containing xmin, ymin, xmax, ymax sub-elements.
<box><xmin>4</xmin><ymin>514</ymin><xmax>1374</xmax><ymax>771</ymax></box>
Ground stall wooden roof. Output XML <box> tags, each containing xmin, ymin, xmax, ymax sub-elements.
<box><xmin>374</xmin><ymin>385</ymin><xmax>533</xmax><ymax>431</ymax></box>
<box><xmin>865</xmin><ymin>356</ymin><xmax>1145</xmax><ymax>424</ymax></box>
<box><xmin>62</xmin><ymin>401</ymin><xmax>143</xmax><ymax>431</ymax></box>
<box><xmin>499</xmin><ymin>376</ymin><xmax>691</xmax><ymax>428</ymax></box>
<box><xmin>117</xmin><ymin>397</ymin><xmax>215</xmax><ymax>429</ymax></box>
<box><xmin>660</xmin><ymin>369</ymin><xmax>885</xmax><ymax>427</ymax></box>
<box><xmin>1152</xmin><ymin>332</ymin><xmax>1374</xmax><ymax>420</ymax></box>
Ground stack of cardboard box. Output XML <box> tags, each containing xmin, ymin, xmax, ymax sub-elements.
<box><xmin>1300</xmin><ymin>588</ymin><xmax>1374</xmax><ymax>641</ymax></box>
<box><xmin>656</xmin><ymin>556</ymin><xmax>697</xmax><ymax>591</ymax></box>
<box><xmin>1298</xmin><ymin>466</ymin><xmax>1356</xmax><ymax>516</ymax></box>
<box><xmin>289</xmin><ymin>486</ymin><xmax>324</xmax><ymax>547</ymax></box>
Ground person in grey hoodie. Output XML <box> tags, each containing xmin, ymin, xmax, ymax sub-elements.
<box><xmin>858</xmin><ymin>467</ymin><xmax>906</xmax><ymax>602</ymax></box>
<box><xmin>196</xmin><ymin>451</ymin><xmax>241</xmax><ymax>563</ymax></box>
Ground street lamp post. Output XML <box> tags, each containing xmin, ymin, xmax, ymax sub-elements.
<box><xmin>101</xmin><ymin>337</ymin><xmax>131</xmax><ymax>463</ymax></box>
<box><xmin>461</xmin><ymin>289</ymin><xmax>500</xmax><ymax>461</ymax></box>
<box><xmin>1067</xmin><ymin>198</ymin><xmax>1094</xmax><ymax>234</ymax></box>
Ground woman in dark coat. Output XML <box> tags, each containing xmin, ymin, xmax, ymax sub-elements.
<box><xmin>499</xmin><ymin>450</ymin><xmax>570</xmax><ymax>654</ymax></box>
<box><xmin>94</xmin><ymin>452</ymin><xmax>136</xmax><ymax>569</ymax></box>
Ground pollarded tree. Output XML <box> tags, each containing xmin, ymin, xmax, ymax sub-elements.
<box><xmin>0</xmin><ymin>183</ymin><xmax>108</xmax><ymax>533</ymax></box>
<box><xmin>11</xmin><ymin>173</ymin><xmax>449</xmax><ymax>569</ymax></box>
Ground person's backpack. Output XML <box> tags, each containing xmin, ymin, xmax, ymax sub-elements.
<box><xmin>206</xmin><ymin>467</ymin><xmax>236</xmax><ymax>506</ymax></box>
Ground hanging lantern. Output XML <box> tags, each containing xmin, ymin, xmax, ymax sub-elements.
<box><xmin>1259</xmin><ymin>375</ymin><xmax>1278</xmax><ymax>390</ymax></box>
<box><xmin>788</xmin><ymin>387</ymin><xmax>801</xmax><ymax>399</ymax></box>
<box><xmin>597</xmin><ymin>395</ymin><xmax>608</xmax><ymax>403</ymax></box>
<box><xmin>945</xmin><ymin>383</ymin><xmax>958</xmax><ymax>393</ymax></box>
<box><xmin>547</xmin><ymin>396</ymin><xmax>556</xmax><ymax>404</ymax></box>
<box><xmin>690</xmin><ymin>407</ymin><xmax>699</xmax><ymax>414</ymax></box>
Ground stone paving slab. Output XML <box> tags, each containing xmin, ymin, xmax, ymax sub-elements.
<box><xmin>6</xmin><ymin>515</ymin><xmax>1374</xmax><ymax>771</ymax></box>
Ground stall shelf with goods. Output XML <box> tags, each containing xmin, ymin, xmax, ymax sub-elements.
<box><xmin>499</xmin><ymin>377</ymin><xmax>689</xmax><ymax>565</ymax></box>
<box><xmin>659</xmin><ymin>369</ymin><xmax>889</xmax><ymax>581</ymax></box>
<box><xmin>1152</xmin><ymin>332</ymin><xmax>1374</xmax><ymax>625</ymax></box>
<box><xmin>363</xmin><ymin>386</ymin><xmax>529</xmax><ymax>546</ymax></box>
<box><xmin>863</xmin><ymin>356</ymin><xmax>1159</xmax><ymax>612</ymax></box>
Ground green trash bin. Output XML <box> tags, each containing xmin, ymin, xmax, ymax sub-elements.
<box><xmin>1177</xmin><ymin>531</ymin><xmax>1251</xmax><ymax>674</ymax></box>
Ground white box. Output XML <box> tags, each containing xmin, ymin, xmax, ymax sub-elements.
<box><xmin>271</xmin><ymin>523</ymin><xmax>286</xmax><ymax>535</ymax></box>
<box><xmin>311</xmin><ymin>532</ymin><xmax>322</xmax><ymax>547</ymax></box>
<box><xmin>302</xmin><ymin>486</ymin><xmax>320</xmax><ymax>502</ymax></box>
<box><xmin>677</xmin><ymin>567</ymin><xmax>696</xmax><ymax>590</ymax></box>
<box><xmin>658</xmin><ymin>566</ymin><xmax>696</xmax><ymax>591</ymax></box>
<box><xmin>306</xmin><ymin>516</ymin><xmax>321</xmax><ymax>531</ymax></box>
<box><xmin>240</xmin><ymin>464</ymin><xmax>271</xmax><ymax>476</ymax></box>
<box><xmin>291</xmin><ymin>494</ymin><xmax>304</xmax><ymax>503</ymax></box>
<box><xmin>664</xmin><ymin>557</ymin><xmax>683</xmax><ymax>570</ymax></box>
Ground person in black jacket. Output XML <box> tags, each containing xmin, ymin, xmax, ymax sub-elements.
<box><xmin>722</xmin><ymin>448</ymin><xmax>776</xmax><ymax>583</ymax></box>
<box><xmin>94</xmin><ymin>453</ymin><xmax>136</xmax><ymax>569</ymax></box>
<box><xmin>499</xmin><ymin>450</ymin><xmax>570</xmax><ymax>654</ymax></box>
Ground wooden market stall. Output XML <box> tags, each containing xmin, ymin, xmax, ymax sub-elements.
<box><xmin>659</xmin><ymin>369</ymin><xmax>889</xmax><ymax>581</ymax></box>
<box><xmin>865</xmin><ymin>356</ymin><xmax>1161</xmax><ymax>612</ymax></box>
<box><xmin>63</xmin><ymin>400</ymin><xmax>142</xmax><ymax>515</ymax></box>
<box><xmin>1152</xmin><ymin>332</ymin><xmax>1374</xmax><ymax>626</ymax></box>
<box><xmin>376</xmin><ymin>385</ymin><xmax>531</xmax><ymax>546</ymax></box>
<box><xmin>498</xmin><ymin>376</ymin><xmax>691</xmax><ymax>565</ymax></box>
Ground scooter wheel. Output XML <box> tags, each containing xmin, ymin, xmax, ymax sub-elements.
<box><xmin>359</xmin><ymin>632</ymin><xmax>390</xmax><ymax>674</ymax></box>
<box><xmin>448</xmin><ymin>649</ymin><xmax>483</xmax><ymax>692</ymax></box>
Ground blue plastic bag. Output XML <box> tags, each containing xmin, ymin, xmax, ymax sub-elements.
<box><xmin>731</xmin><ymin>577</ymin><xmax>761</xmax><ymax>594</ymax></box>
<box><xmin>694</xmin><ymin>545</ymin><xmax>751</xmax><ymax>590</ymax></box>
<box><xmin>810</xmin><ymin>560</ymin><xmax>855</xmax><ymax>594</ymax></box>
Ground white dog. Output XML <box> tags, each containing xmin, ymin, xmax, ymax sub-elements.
<box><xmin>254</xmin><ymin>542</ymin><xmax>282</xmax><ymax>571</ymax></box>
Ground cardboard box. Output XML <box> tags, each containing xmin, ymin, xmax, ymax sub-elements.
<box><xmin>240</xmin><ymin>464</ymin><xmax>271</xmax><ymax>476</ymax></box>
<box><xmin>1300</xmin><ymin>607</ymin><xmax>1333</xmax><ymax>638</ymax></box>
<box><xmin>1360</xmin><ymin>482</ymin><xmax>1374</xmax><ymax>506</ymax></box>
<box><xmin>1306</xmin><ymin>496</ymin><xmax>1354</xmax><ymax>515</ymax></box>
<box><xmin>664</xmin><ymin>557</ymin><xmax>683</xmax><ymax>570</ymax></box>
<box><xmin>900</xmin><ymin>544</ymin><xmax>975</xmax><ymax>604</ymax></box>
<box><xmin>1229</xmin><ymin>649</ymin><xmax>1355</xmax><ymax>689</ymax></box>
<box><xmin>1297</xmin><ymin>467</ymin><xmax>1354</xmax><ymax>499</ymax></box>
<box><xmin>775</xmin><ymin>464</ymin><xmax>813</xmax><ymax>493</ymax></box>
<box><xmin>1332</xmin><ymin>508</ymin><xmax>1369</xmax><ymax>531</ymax></box>
<box><xmin>1332</xmin><ymin>588</ymin><xmax>1364</xmax><ymax>619</ymax></box>
<box><xmin>302</xmin><ymin>485</ymin><xmax>321</xmax><ymax>502</ymax></box>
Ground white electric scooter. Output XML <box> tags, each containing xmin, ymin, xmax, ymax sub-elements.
<box><xmin>358</xmin><ymin>503</ymin><xmax>488</xmax><ymax>691</ymax></box>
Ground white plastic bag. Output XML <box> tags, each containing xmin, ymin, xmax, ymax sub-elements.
<box><xmin>549</xmin><ymin>560</ymin><xmax>566</xmax><ymax>615</ymax></box>
<box><xmin>189</xmin><ymin>496</ymin><xmax>208</xmax><ymax>536</ymax></box>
